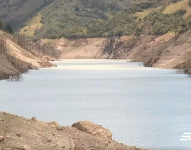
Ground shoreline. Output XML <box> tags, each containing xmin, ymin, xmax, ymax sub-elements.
<box><xmin>0</xmin><ymin>110</ymin><xmax>147</xmax><ymax>150</ymax></box>
<box><xmin>1</xmin><ymin>58</ymin><xmax>190</xmax><ymax>81</ymax></box>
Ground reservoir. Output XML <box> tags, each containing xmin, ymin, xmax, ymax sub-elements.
<box><xmin>0</xmin><ymin>59</ymin><xmax>191</xmax><ymax>150</ymax></box>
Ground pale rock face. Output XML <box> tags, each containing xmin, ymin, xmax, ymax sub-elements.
<box><xmin>72</xmin><ymin>121</ymin><xmax>113</xmax><ymax>140</ymax></box>
<box><xmin>20</xmin><ymin>145</ymin><xmax>32</xmax><ymax>150</ymax></box>
<box><xmin>48</xmin><ymin>121</ymin><xmax>60</xmax><ymax>129</ymax></box>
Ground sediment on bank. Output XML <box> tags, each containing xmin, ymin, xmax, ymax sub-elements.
<box><xmin>0</xmin><ymin>30</ymin><xmax>57</xmax><ymax>80</ymax></box>
<box><xmin>97</xmin><ymin>32</ymin><xmax>191</xmax><ymax>74</ymax></box>
<box><xmin>0</xmin><ymin>111</ymin><xmax>146</xmax><ymax>150</ymax></box>
<box><xmin>44</xmin><ymin>31</ymin><xmax>191</xmax><ymax>74</ymax></box>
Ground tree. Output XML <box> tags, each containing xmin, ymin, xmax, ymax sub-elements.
<box><xmin>5</xmin><ymin>24</ymin><xmax>13</xmax><ymax>34</ymax></box>
<box><xmin>0</xmin><ymin>17</ymin><xmax>4</xmax><ymax>30</ymax></box>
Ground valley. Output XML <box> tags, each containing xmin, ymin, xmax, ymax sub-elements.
<box><xmin>0</xmin><ymin>0</ymin><xmax>191</xmax><ymax>150</ymax></box>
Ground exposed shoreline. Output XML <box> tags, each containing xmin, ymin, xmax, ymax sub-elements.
<box><xmin>0</xmin><ymin>31</ymin><xmax>56</xmax><ymax>80</ymax></box>
<box><xmin>0</xmin><ymin>111</ymin><xmax>147</xmax><ymax>150</ymax></box>
<box><xmin>42</xmin><ymin>33</ymin><xmax>191</xmax><ymax>75</ymax></box>
<box><xmin>1</xmin><ymin>31</ymin><xmax>191</xmax><ymax>81</ymax></box>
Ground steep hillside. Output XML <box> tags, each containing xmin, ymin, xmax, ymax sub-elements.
<box><xmin>1</xmin><ymin>0</ymin><xmax>191</xmax><ymax>73</ymax></box>
<box><xmin>97</xmin><ymin>31</ymin><xmax>191</xmax><ymax>74</ymax></box>
<box><xmin>1</xmin><ymin>0</ymin><xmax>191</xmax><ymax>39</ymax></box>
<box><xmin>17</xmin><ymin>0</ymin><xmax>191</xmax><ymax>39</ymax></box>
<box><xmin>21</xmin><ymin>0</ymin><xmax>132</xmax><ymax>38</ymax></box>
<box><xmin>43</xmin><ymin>32</ymin><xmax>191</xmax><ymax>74</ymax></box>
<box><xmin>0</xmin><ymin>0</ymin><xmax>55</xmax><ymax>29</ymax></box>
<box><xmin>42</xmin><ymin>38</ymin><xmax>107</xmax><ymax>59</ymax></box>
<box><xmin>0</xmin><ymin>29</ymin><xmax>56</xmax><ymax>80</ymax></box>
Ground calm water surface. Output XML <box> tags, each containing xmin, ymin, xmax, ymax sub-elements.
<box><xmin>0</xmin><ymin>59</ymin><xmax>191</xmax><ymax>150</ymax></box>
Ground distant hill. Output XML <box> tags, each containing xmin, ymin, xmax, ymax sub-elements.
<box><xmin>0</xmin><ymin>0</ymin><xmax>55</xmax><ymax>29</ymax></box>
<box><xmin>1</xmin><ymin>0</ymin><xmax>191</xmax><ymax>39</ymax></box>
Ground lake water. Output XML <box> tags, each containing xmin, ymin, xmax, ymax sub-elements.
<box><xmin>0</xmin><ymin>59</ymin><xmax>191</xmax><ymax>150</ymax></box>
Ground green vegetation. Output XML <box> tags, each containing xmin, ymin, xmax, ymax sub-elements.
<box><xmin>32</xmin><ymin>0</ymin><xmax>191</xmax><ymax>39</ymax></box>
<box><xmin>0</xmin><ymin>17</ymin><xmax>3</xmax><ymax>30</ymax></box>
<box><xmin>1</xmin><ymin>0</ymin><xmax>190</xmax><ymax>39</ymax></box>
<box><xmin>34</xmin><ymin>0</ymin><xmax>127</xmax><ymax>39</ymax></box>
<box><xmin>129</xmin><ymin>0</ymin><xmax>164</xmax><ymax>13</ymax></box>
<box><xmin>144</xmin><ymin>9</ymin><xmax>191</xmax><ymax>34</ymax></box>
<box><xmin>4</xmin><ymin>24</ymin><xmax>13</xmax><ymax>34</ymax></box>
<box><xmin>20</xmin><ymin>12</ymin><xmax>43</xmax><ymax>36</ymax></box>
<box><xmin>0</xmin><ymin>0</ymin><xmax>55</xmax><ymax>29</ymax></box>
<box><xmin>163</xmin><ymin>0</ymin><xmax>188</xmax><ymax>14</ymax></box>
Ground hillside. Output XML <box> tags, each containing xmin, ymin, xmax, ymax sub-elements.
<box><xmin>16</xmin><ymin>0</ymin><xmax>191</xmax><ymax>39</ymax></box>
<box><xmin>1</xmin><ymin>0</ymin><xmax>191</xmax><ymax>74</ymax></box>
<box><xmin>0</xmin><ymin>0</ymin><xmax>55</xmax><ymax>29</ymax></box>
<box><xmin>0</xmin><ymin>29</ymin><xmax>56</xmax><ymax>80</ymax></box>
<box><xmin>20</xmin><ymin>0</ymin><xmax>132</xmax><ymax>39</ymax></box>
<box><xmin>2</xmin><ymin>0</ymin><xmax>191</xmax><ymax>39</ymax></box>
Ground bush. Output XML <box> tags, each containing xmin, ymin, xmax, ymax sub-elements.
<box><xmin>0</xmin><ymin>17</ymin><xmax>4</xmax><ymax>30</ymax></box>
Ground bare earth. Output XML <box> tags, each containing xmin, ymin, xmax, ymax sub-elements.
<box><xmin>0</xmin><ymin>111</ymin><xmax>147</xmax><ymax>150</ymax></box>
<box><xmin>43</xmin><ymin>38</ymin><xmax>107</xmax><ymax>59</ymax></box>
<box><xmin>46</xmin><ymin>32</ymin><xmax>191</xmax><ymax>73</ymax></box>
<box><xmin>0</xmin><ymin>31</ymin><xmax>53</xmax><ymax>80</ymax></box>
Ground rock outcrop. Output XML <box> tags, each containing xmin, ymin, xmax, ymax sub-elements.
<box><xmin>0</xmin><ymin>111</ymin><xmax>147</xmax><ymax>150</ymax></box>
<box><xmin>72</xmin><ymin>121</ymin><xmax>112</xmax><ymax>140</ymax></box>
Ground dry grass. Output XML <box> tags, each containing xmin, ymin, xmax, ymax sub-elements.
<box><xmin>136</xmin><ymin>7</ymin><xmax>162</xmax><ymax>19</ymax></box>
<box><xmin>163</xmin><ymin>0</ymin><xmax>188</xmax><ymax>14</ymax></box>
<box><xmin>163</xmin><ymin>0</ymin><xmax>191</xmax><ymax>18</ymax></box>
<box><xmin>136</xmin><ymin>9</ymin><xmax>153</xmax><ymax>19</ymax></box>
<box><xmin>20</xmin><ymin>12</ymin><xmax>43</xmax><ymax>37</ymax></box>
<box><xmin>183</xmin><ymin>7</ymin><xmax>191</xmax><ymax>18</ymax></box>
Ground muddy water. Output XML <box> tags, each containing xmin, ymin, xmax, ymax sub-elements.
<box><xmin>0</xmin><ymin>59</ymin><xmax>191</xmax><ymax>150</ymax></box>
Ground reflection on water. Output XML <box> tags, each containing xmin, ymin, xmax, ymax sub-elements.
<box><xmin>0</xmin><ymin>59</ymin><xmax>191</xmax><ymax>150</ymax></box>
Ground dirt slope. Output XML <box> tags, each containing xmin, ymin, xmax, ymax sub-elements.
<box><xmin>99</xmin><ymin>32</ymin><xmax>191</xmax><ymax>73</ymax></box>
<box><xmin>0</xmin><ymin>30</ymin><xmax>53</xmax><ymax>80</ymax></box>
<box><xmin>0</xmin><ymin>111</ymin><xmax>146</xmax><ymax>150</ymax></box>
<box><xmin>49</xmin><ymin>32</ymin><xmax>191</xmax><ymax>73</ymax></box>
<box><xmin>43</xmin><ymin>38</ymin><xmax>107</xmax><ymax>59</ymax></box>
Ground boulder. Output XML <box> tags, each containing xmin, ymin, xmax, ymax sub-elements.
<box><xmin>0</xmin><ymin>136</ymin><xmax>4</xmax><ymax>143</ymax></box>
<box><xmin>48</xmin><ymin>121</ymin><xmax>59</xmax><ymax>129</ymax></box>
<box><xmin>72</xmin><ymin>121</ymin><xmax>112</xmax><ymax>140</ymax></box>
<box><xmin>31</xmin><ymin>117</ymin><xmax>37</xmax><ymax>121</ymax></box>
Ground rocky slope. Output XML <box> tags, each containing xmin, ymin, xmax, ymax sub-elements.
<box><xmin>41</xmin><ymin>38</ymin><xmax>107</xmax><ymax>59</ymax></box>
<box><xmin>0</xmin><ymin>111</ymin><xmax>146</xmax><ymax>150</ymax></box>
<box><xmin>45</xmin><ymin>31</ymin><xmax>191</xmax><ymax>73</ymax></box>
<box><xmin>98</xmin><ymin>31</ymin><xmax>191</xmax><ymax>73</ymax></box>
<box><xmin>0</xmin><ymin>30</ymin><xmax>54</xmax><ymax>80</ymax></box>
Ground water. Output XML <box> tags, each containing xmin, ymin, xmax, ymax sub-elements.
<box><xmin>0</xmin><ymin>59</ymin><xmax>191</xmax><ymax>150</ymax></box>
